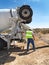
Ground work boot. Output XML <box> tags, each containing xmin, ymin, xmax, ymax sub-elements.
<box><xmin>33</xmin><ymin>48</ymin><xmax>36</xmax><ymax>51</ymax></box>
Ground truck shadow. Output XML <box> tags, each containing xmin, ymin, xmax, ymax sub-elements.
<box><xmin>0</xmin><ymin>49</ymin><xmax>16</xmax><ymax>65</ymax></box>
<box><xmin>0</xmin><ymin>45</ymin><xmax>49</xmax><ymax>64</ymax></box>
<box><xmin>0</xmin><ymin>46</ymin><xmax>25</xmax><ymax>65</ymax></box>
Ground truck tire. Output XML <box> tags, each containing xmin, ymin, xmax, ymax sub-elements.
<box><xmin>19</xmin><ymin>5</ymin><xmax>33</xmax><ymax>20</ymax></box>
<box><xmin>26</xmin><ymin>17</ymin><xmax>32</xmax><ymax>24</ymax></box>
<box><xmin>0</xmin><ymin>38</ymin><xmax>7</xmax><ymax>49</ymax></box>
<box><xmin>21</xmin><ymin>18</ymin><xmax>32</xmax><ymax>24</ymax></box>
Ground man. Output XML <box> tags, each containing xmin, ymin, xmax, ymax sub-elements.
<box><xmin>26</xmin><ymin>29</ymin><xmax>35</xmax><ymax>51</ymax></box>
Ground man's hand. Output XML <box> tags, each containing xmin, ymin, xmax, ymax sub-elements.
<box><xmin>33</xmin><ymin>35</ymin><xmax>35</xmax><ymax>40</ymax></box>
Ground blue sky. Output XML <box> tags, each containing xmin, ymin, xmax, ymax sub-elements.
<box><xmin>0</xmin><ymin>0</ymin><xmax>49</xmax><ymax>28</ymax></box>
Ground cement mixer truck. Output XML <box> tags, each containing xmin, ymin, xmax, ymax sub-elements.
<box><xmin>0</xmin><ymin>5</ymin><xmax>33</xmax><ymax>49</ymax></box>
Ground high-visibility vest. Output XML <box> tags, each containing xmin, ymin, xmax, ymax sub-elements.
<box><xmin>26</xmin><ymin>30</ymin><xmax>33</xmax><ymax>38</ymax></box>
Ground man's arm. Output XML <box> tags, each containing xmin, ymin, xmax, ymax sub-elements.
<box><xmin>32</xmin><ymin>32</ymin><xmax>35</xmax><ymax>40</ymax></box>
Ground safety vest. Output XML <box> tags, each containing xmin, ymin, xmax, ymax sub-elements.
<box><xmin>26</xmin><ymin>30</ymin><xmax>33</xmax><ymax>38</ymax></box>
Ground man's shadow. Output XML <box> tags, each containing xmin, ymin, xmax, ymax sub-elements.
<box><xmin>18</xmin><ymin>45</ymin><xmax>49</xmax><ymax>56</ymax></box>
<box><xmin>36</xmin><ymin>45</ymin><xmax>49</xmax><ymax>49</ymax></box>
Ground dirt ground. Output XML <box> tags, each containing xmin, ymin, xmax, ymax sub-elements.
<box><xmin>0</xmin><ymin>34</ymin><xmax>49</xmax><ymax>65</ymax></box>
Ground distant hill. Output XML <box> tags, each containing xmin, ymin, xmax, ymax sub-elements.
<box><xmin>33</xmin><ymin>28</ymin><xmax>49</xmax><ymax>34</ymax></box>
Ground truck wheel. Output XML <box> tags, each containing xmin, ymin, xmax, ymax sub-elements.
<box><xmin>26</xmin><ymin>18</ymin><xmax>32</xmax><ymax>24</ymax></box>
<box><xmin>21</xmin><ymin>18</ymin><xmax>32</xmax><ymax>24</ymax></box>
<box><xmin>0</xmin><ymin>38</ymin><xmax>7</xmax><ymax>49</ymax></box>
<box><xmin>0</xmin><ymin>41</ymin><xmax>3</xmax><ymax>49</ymax></box>
<box><xmin>19</xmin><ymin>5</ymin><xmax>33</xmax><ymax>20</ymax></box>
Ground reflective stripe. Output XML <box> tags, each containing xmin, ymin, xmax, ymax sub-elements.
<box><xmin>26</xmin><ymin>30</ymin><xmax>33</xmax><ymax>38</ymax></box>
<box><xmin>26</xmin><ymin>31</ymin><xmax>32</xmax><ymax>34</ymax></box>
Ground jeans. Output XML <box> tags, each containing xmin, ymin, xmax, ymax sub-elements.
<box><xmin>27</xmin><ymin>38</ymin><xmax>35</xmax><ymax>51</ymax></box>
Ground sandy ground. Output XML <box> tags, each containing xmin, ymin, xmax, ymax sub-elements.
<box><xmin>0</xmin><ymin>34</ymin><xmax>49</xmax><ymax>65</ymax></box>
